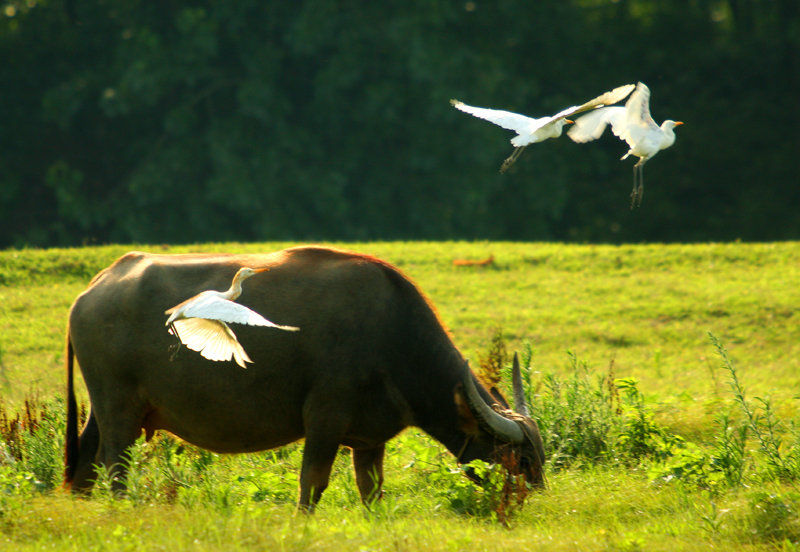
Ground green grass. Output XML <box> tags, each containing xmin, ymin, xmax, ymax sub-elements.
<box><xmin>1</xmin><ymin>241</ymin><xmax>799</xmax><ymax>550</ymax></box>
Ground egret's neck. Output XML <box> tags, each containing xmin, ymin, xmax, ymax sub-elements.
<box><xmin>550</xmin><ymin>119</ymin><xmax>568</xmax><ymax>138</ymax></box>
<box><xmin>225</xmin><ymin>273</ymin><xmax>248</xmax><ymax>301</ymax></box>
<box><xmin>660</xmin><ymin>123</ymin><xmax>677</xmax><ymax>149</ymax></box>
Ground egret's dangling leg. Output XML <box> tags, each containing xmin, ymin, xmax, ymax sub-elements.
<box><xmin>637</xmin><ymin>164</ymin><xmax>644</xmax><ymax>208</ymax></box>
<box><xmin>630</xmin><ymin>160</ymin><xmax>645</xmax><ymax>209</ymax></box>
<box><xmin>500</xmin><ymin>146</ymin><xmax>526</xmax><ymax>174</ymax></box>
<box><xmin>167</xmin><ymin>322</ymin><xmax>183</xmax><ymax>360</ymax></box>
<box><xmin>630</xmin><ymin>164</ymin><xmax>639</xmax><ymax>209</ymax></box>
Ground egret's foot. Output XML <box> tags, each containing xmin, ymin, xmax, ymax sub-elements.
<box><xmin>499</xmin><ymin>146</ymin><xmax>525</xmax><ymax>174</ymax></box>
<box><xmin>167</xmin><ymin>323</ymin><xmax>183</xmax><ymax>361</ymax></box>
<box><xmin>629</xmin><ymin>182</ymin><xmax>644</xmax><ymax>209</ymax></box>
<box><xmin>168</xmin><ymin>342</ymin><xmax>182</xmax><ymax>361</ymax></box>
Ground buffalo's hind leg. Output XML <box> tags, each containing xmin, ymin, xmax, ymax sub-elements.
<box><xmin>92</xmin><ymin>403</ymin><xmax>147</xmax><ymax>495</ymax></box>
<box><xmin>69</xmin><ymin>407</ymin><xmax>142</xmax><ymax>495</ymax></box>
<box><xmin>353</xmin><ymin>444</ymin><xmax>385</xmax><ymax>505</ymax></box>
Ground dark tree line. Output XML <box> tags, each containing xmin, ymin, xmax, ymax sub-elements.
<box><xmin>1</xmin><ymin>0</ymin><xmax>798</xmax><ymax>247</ymax></box>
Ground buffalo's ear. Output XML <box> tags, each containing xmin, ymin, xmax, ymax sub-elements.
<box><xmin>453</xmin><ymin>383</ymin><xmax>480</xmax><ymax>435</ymax></box>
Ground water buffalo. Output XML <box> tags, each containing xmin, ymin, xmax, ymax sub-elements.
<box><xmin>65</xmin><ymin>245</ymin><xmax>545</xmax><ymax>509</ymax></box>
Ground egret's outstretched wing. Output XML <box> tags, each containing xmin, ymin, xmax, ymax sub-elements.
<box><xmin>624</xmin><ymin>82</ymin><xmax>657</xmax><ymax>130</ymax></box>
<box><xmin>450</xmin><ymin>99</ymin><xmax>545</xmax><ymax>136</ymax></box>
<box><xmin>176</xmin><ymin>296</ymin><xmax>300</xmax><ymax>331</ymax></box>
<box><xmin>619</xmin><ymin>82</ymin><xmax>662</xmax><ymax>150</ymax></box>
<box><xmin>567</xmin><ymin>106</ymin><xmax>627</xmax><ymax>143</ymax></box>
<box><xmin>567</xmin><ymin>83</ymin><xmax>653</xmax><ymax>145</ymax></box>
<box><xmin>549</xmin><ymin>83</ymin><xmax>635</xmax><ymax>123</ymax></box>
<box><xmin>507</xmin><ymin>83</ymin><xmax>636</xmax><ymax>142</ymax></box>
<box><xmin>171</xmin><ymin>317</ymin><xmax>253</xmax><ymax>368</ymax></box>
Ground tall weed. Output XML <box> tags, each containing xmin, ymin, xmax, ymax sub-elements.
<box><xmin>0</xmin><ymin>396</ymin><xmax>65</xmax><ymax>489</ymax></box>
<box><xmin>615</xmin><ymin>377</ymin><xmax>684</xmax><ymax>463</ymax></box>
<box><xmin>528</xmin><ymin>352</ymin><xmax>616</xmax><ymax>468</ymax></box>
<box><xmin>477</xmin><ymin>326</ymin><xmax>507</xmax><ymax>390</ymax></box>
<box><xmin>711</xmin><ymin>410</ymin><xmax>749</xmax><ymax>487</ymax></box>
<box><xmin>709</xmin><ymin>332</ymin><xmax>800</xmax><ymax>484</ymax></box>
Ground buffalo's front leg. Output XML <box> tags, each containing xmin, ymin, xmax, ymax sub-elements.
<box><xmin>298</xmin><ymin>431</ymin><xmax>342</xmax><ymax>511</ymax></box>
<box><xmin>353</xmin><ymin>444</ymin><xmax>385</xmax><ymax>505</ymax></box>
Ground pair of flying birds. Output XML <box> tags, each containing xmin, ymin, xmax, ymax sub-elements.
<box><xmin>451</xmin><ymin>82</ymin><xmax>683</xmax><ymax>208</ymax></box>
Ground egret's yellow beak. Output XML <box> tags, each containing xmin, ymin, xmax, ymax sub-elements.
<box><xmin>564</xmin><ymin>119</ymin><xmax>574</xmax><ymax>124</ymax></box>
<box><xmin>674</xmin><ymin>121</ymin><xmax>684</xmax><ymax>126</ymax></box>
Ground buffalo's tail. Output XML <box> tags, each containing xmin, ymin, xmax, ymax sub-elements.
<box><xmin>64</xmin><ymin>331</ymin><xmax>79</xmax><ymax>487</ymax></box>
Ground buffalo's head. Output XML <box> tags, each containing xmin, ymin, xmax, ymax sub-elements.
<box><xmin>454</xmin><ymin>353</ymin><xmax>545</xmax><ymax>489</ymax></box>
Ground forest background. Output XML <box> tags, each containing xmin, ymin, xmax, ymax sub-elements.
<box><xmin>1</xmin><ymin>0</ymin><xmax>798</xmax><ymax>248</ymax></box>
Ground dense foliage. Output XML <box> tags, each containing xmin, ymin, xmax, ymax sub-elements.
<box><xmin>1</xmin><ymin>0</ymin><xmax>798</xmax><ymax>247</ymax></box>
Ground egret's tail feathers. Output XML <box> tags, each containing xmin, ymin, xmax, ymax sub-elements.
<box><xmin>231</xmin><ymin>344</ymin><xmax>253</xmax><ymax>369</ymax></box>
<box><xmin>246</xmin><ymin>312</ymin><xmax>300</xmax><ymax>332</ymax></box>
<box><xmin>272</xmin><ymin>323</ymin><xmax>301</xmax><ymax>332</ymax></box>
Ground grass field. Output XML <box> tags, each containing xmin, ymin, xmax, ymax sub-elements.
<box><xmin>1</xmin><ymin>241</ymin><xmax>799</xmax><ymax>550</ymax></box>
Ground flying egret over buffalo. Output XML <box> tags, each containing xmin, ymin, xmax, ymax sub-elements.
<box><xmin>165</xmin><ymin>266</ymin><xmax>299</xmax><ymax>368</ymax></box>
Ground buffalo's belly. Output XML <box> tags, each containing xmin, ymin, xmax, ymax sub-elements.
<box><xmin>140</xmin><ymin>380</ymin><xmax>306</xmax><ymax>454</ymax></box>
<box><xmin>144</xmin><ymin>405</ymin><xmax>304</xmax><ymax>454</ymax></box>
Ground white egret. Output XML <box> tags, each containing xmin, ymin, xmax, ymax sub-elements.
<box><xmin>165</xmin><ymin>267</ymin><xmax>299</xmax><ymax>368</ymax></box>
<box><xmin>450</xmin><ymin>83</ymin><xmax>635</xmax><ymax>173</ymax></box>
<box><xmin>567</xmin><ymin>81</ymin><xmax>684</xmax><ymax>208</ymax></box>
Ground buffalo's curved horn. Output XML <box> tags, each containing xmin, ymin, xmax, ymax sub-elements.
<box><xmin>512</xmin><ymin>352</ymin><xmax>530</xmax><ymax>417</ymax></box>
<box><xmin>462</xmin><ymin>361</ymin><xmax>524</xmax><ymax>444</ymax></box>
